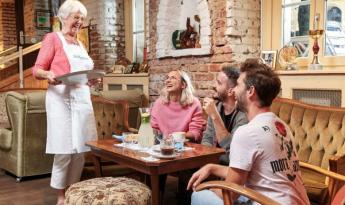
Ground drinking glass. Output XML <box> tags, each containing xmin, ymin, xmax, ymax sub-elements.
<box><xmin>154</xmin><ymin>130</ymin><xmax>163</xmax><ymax>144</ymax></box>
<box><xmin>122</xmin><ymin>132</ymin><xmax>133</xmax><ymax>147</ymax></box>
<box><xmin>172</xmin><ymin>132</ymin><xmax>185</xmax><ymax>150</ymax></box>
<box><xmin>160</xmin><ymin>137</ymin><xmax>174</xmax><ymax>155</ymax></box>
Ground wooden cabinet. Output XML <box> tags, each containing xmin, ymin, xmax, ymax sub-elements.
<box><xmin>102</xmin><ymin>73</ymin><xmax>149</xmax><ymax>105</ymax></box>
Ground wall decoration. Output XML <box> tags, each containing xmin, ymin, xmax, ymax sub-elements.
<box><xmin>36</xmin><ymin>10</ymin><xmax>51</xmax><ymax>30</ymax></box>
<box><xmin>277</xmin><ymin>46</ymin><xmax>298</xmax><ymax>70</ymax></box>
<box><xmin>172</xmin><ymin>17</ymin><xmax>199</xmax><ymax>49</ymax></box>
<box><xmin>260</xmin><ymin>50</ymin><xmax>277</xmax><ymax>70</ymax></box>
<box><xmin>123</xmin><ymin>64</ymin><xmax>133</xmax><ymax>74</ymax></box>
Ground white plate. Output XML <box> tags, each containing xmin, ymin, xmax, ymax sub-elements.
<box><xmin>151</xmin><ymin>152</ymin><xmax>179</xmax><ymax>159</ymax></box>
<box><xmin>56</xmin><ymin>70</ymin><xmax>105</xmax><ymax>85</ymax></box>
<box><xmin>152</xmin><ymin>145</ymin><xmax>161</xmax><ymax>152</ymax></box>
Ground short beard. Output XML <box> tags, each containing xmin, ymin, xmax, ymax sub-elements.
<box><xmin>216</xmin><ymin>91</ymin><xmax>227</xmax><ymax>102</ymax></box>
<box><xmin>236</xmin><ymin>97</ymin><xmax>248</xmax><ymax>113</ymax></box>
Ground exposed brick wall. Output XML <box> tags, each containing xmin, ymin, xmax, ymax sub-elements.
<box><xmin>35</xmin><ymin>0</ymin><xmax>51</xmax><ymax>40</ymax></box>
<box><xmin>226</xmin><ymin>0</ymin><xmax>261</xmax><ymax>62</ymax></box>
<box><xmin>147</xmin><ymin>0</ymin><xmax>261</xmax><ymax>102</ymax></box>
<box><xmin>81</xmin><ymin>0</ymin><xmax>125</xmax><ymax>71</ymax></box>
<box><xmin>24</xmin><ymin>0</ymin><xmax>35</xmax><ymax>38</ymax></box>
<box><xmin>0</xmin><ymin>1</ymin><xmax>16</xmax><ymax>50</ymax></box>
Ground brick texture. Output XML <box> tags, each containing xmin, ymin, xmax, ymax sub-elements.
<box><xmin>147</xmin><ymin>0</ymin><xmax>261</xmax><ymax>101</ymax></box>
<box><xmin>81</xmin><ymin>0</ymin><xmax>125</xmax><ymax>71</ymax></box>
<box><xmin>0</xmin><ymin>1</ymin><xmax>16</xmax><ymax>50</ymax></box>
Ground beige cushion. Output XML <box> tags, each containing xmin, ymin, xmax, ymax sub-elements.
<box><xmin>65</xmin><ymin>177</ymin><xmax>151</xmax><ymax>205</ymax></box>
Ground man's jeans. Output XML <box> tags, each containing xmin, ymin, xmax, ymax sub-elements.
<box><xmin>191</xmin><ymin>190</ymin><xmax>252</xmax><ymax>205</ymax></box>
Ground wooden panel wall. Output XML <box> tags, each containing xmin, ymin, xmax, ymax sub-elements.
<box><xmin>0</xmin><ymin>68</ymin><xmax>48</xmax><ymax>91</ymax></box>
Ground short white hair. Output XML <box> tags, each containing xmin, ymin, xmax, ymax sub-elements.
<box><xmin>57</xmin><ymin>0</ymin><xmax>87</xmax><ymax>21</ymax></box>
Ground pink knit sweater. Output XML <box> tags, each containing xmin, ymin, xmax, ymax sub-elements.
<box><xmin>33</xmin><ymin>32</ymin><xmax>71</xmax><ymax>78</ymax></box>
<box><xmin>150</xmin><ymin>97</ymin><xmax>205</xmax><ymax>142</ymax></box>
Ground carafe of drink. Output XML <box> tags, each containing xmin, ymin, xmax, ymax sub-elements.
<box><xmin>137</xmin><ymin>107</ymin><xmax>155</xmax><ymax>148</ymax></box>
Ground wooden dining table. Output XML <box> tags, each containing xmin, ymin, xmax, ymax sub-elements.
<box><xmin>86</xmin><ymin>139</ymin><xmax>225</xmax><ymax>205</ymax></box>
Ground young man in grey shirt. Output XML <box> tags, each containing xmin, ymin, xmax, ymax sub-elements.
<box><xmin>202</xmin><ymin>66</ymin><xmax>248</xmax><ymax>165</ymax></box>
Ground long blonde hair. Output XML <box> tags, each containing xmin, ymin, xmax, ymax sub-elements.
<box><xmin>161</xmin><ymin>70</ymin><xmax>195</xmax><ymax>107</ymax></box>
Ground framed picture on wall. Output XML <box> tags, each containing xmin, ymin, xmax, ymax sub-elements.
<box><xmin>36</xmin><ymin>10</ymin><xmax>51</xmax><ymax>30</ymax></box>
<box><xmin>260</xmin><ymin>50</ymin><xmax>277</xmax><ymax>70</ymax></box>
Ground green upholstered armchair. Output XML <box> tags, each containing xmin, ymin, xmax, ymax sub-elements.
<box><xmin>0</xmin><ymin>90</ymin><xmax>53</xmax><ymax>181</ymax></box>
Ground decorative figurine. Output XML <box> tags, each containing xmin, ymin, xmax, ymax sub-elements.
<box><xmin>309</xmin><ymin>14</ymin><xmax>324</xmax><ymax>70</ymax></box>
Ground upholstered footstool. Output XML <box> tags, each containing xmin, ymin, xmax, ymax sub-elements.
<box><xmin>65</xmin><ymin>177</ymin><xmax>151</xmax><ymax>205</ymax></box>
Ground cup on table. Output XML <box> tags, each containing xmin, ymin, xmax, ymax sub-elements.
<box><xmin>122</xmin><ymin>132</ymin><xmax>133</xmax><ymax>147</ymax></box>
<box><xmin>172</xmin><ymin>132</ymin><xmax>185</xmax><ymax>150</ymax></box>
<box><xmin>160</xmin><ymin>137</ymin><xmax>175</xmax><ymax>155</ymax></box>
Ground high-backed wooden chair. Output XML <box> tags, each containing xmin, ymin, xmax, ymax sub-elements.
<box><xmin>271</xmin><ymin>98</ymin><xmax>345</xmax><ymax>204</ymax></box>
<box><xmin>196</xmin><ymin>161</ymin><xmax>345</xmax><ymax>205</ymax></box>
<box><xmin>82</xmin><ymin>95</ymin><xmax>136</xmax><ymax>178</ymax></box>
<box><xmin>91</xmin><ymin>95</ymin><xmax>135</xmax><ymax>137</ymax></box>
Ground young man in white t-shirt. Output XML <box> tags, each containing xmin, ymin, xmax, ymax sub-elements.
<box><xmin>187</xmin><ymin>58</ymin><xmax>310</xmax><ymax>205</ymax></box>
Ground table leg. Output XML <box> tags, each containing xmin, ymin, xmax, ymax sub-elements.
<box><xmin>91</xmin><ymin>155</ymin><xmax>103</xmax><ymax>177</ymax></box>
<box><xmin>150</xmin><ymin>174</ymin><xmax>160</xmax><ymax>205</ymax></box>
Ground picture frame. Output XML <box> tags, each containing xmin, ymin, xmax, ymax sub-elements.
<box><xmin>36</xmin><ymin>10</ymin><xmax>51</xmax><ymax>30</ymax></box>
<box><xmin>123</xmin><ymin>64</ymin><xmax>133</xmax><ymax>74</ymax></box>
<box><xmin>260</xmin><ymin>50</ymin><xmax>277</xmax><ymax>70</ymax></box>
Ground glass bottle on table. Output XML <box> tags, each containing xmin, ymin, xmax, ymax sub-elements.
<box><xmin>137</xmin><ymin>107</ymin><xmax>155</xmax><ymax>148</ymax></box>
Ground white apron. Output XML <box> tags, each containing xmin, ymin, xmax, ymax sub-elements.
<box><xmin>45</xmin><ymin>32</ymin><xmax>97</xmax><ymax>154</ymax></box>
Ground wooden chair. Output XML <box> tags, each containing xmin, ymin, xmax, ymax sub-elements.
<box><xmin>196</xmin><ymin>161</ymin><xmax>345</xmax><ymax>205</ymax></box>
<box><xmin>91</xmin><ymin>95</ymin><xmax>137</xmax><ymax>137</ymax></box>
<box><xmin>300</xmin><ymin>162</ymin><xmax>345</xmax><ymax>205</ymax></box>
<box><xmin>83</xmin><ymin>96</ymin><xmax>137</xmax><ymax>178</ymax></box>
<box><xmin>271</xmin><ymin>98</ymin><xmax>345</xmax><ymax>204</ymax></box>
<box><xmin>196</xmin><ymin>180</ymin><xmax>281</xmax><ymax>205</ymax></box>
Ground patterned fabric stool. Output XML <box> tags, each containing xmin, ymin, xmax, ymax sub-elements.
<box><xmin>65</xmin><ymin>177</ymin><xmax>151</xmax><ymax>205</ymax></box>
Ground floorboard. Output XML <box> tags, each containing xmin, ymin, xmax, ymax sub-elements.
<box><xmin>0</xmin><ymin>169</ymin><xmax>183</xmax><ymax>205</ymax></box>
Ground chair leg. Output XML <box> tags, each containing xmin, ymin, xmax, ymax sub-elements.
<box><xmin>159</xmin><ymin>174</ymin><xmax>167</xmax><ymax>205</ymax></box>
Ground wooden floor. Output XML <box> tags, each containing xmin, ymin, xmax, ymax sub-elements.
<box><xmin>0</xmin><ymin>169</ymin><xmax>182</xmax><ymax>205</ymax></box>
<box><xmin>0</xmin><ymin>170</ymin><xmax>55</xmax><ymax>205</ymax></box>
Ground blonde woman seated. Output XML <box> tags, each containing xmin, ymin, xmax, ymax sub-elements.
<box><xmin>151</xmin><ymin>70</ymin><xmax>204</xmax><ymax>142</ymax></box>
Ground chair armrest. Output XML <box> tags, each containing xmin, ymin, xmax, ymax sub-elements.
<box><xmin>195</xmin><ymin>180</ymin><xmax>281</xmax><ymax>205</ymax></box>
<box><xmin>300</xmin><ymin>161</ymin><xmax>345</xmax><ymax>201</ymax></box>
<box><xmin>0</xmin><ymin>128</ymin><xmax>12</xmax><ymax>150</ymax></box>
<box><xmin>128</xmin><ymin>127</ymin><xmax>138</xmax><ymax>133</ymax></box>
<box><xmin>329</xmin><ymin>155</ymin><xmax>345</xmax><ymax>175</ymax></box>
<box><xmin>299</xmin><ymin>161</ymin><xmax>345</xmax><ymax>182</ymax></box>
<box><xmin>329</xmin><ymin>155</ymin><xmax>345</xmax><ymax>199</ymax></box>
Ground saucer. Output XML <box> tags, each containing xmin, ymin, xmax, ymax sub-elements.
<box><xmin>150</xmin><ymin>152</ymin><xmax>179</xmax><ymax>159</ymax></box>
<box><xmin>152</xmin><ymin>145</ymin><xmax>161</xmax><ymax>152</ymax></box>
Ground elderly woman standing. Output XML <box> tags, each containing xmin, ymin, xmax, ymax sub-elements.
<box><xmin>151</xmin><ymin>70</ymin><xmax>204</xmax><ymax>142</ymax></box>
<box><xmin>32</xmin><ymin>1</ymin><xmax>97</xmax><ymax>204</ymax></box>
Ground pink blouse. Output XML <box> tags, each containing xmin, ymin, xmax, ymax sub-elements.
<box><xmin>32</xmin><ymin>32</ymin><xmax>71</xmax><ymax>78</ymax></box>
<box><xmin>150</xmin><ymin>97</ymin><xmax>205</xmax><ymax>142</ymax></box>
